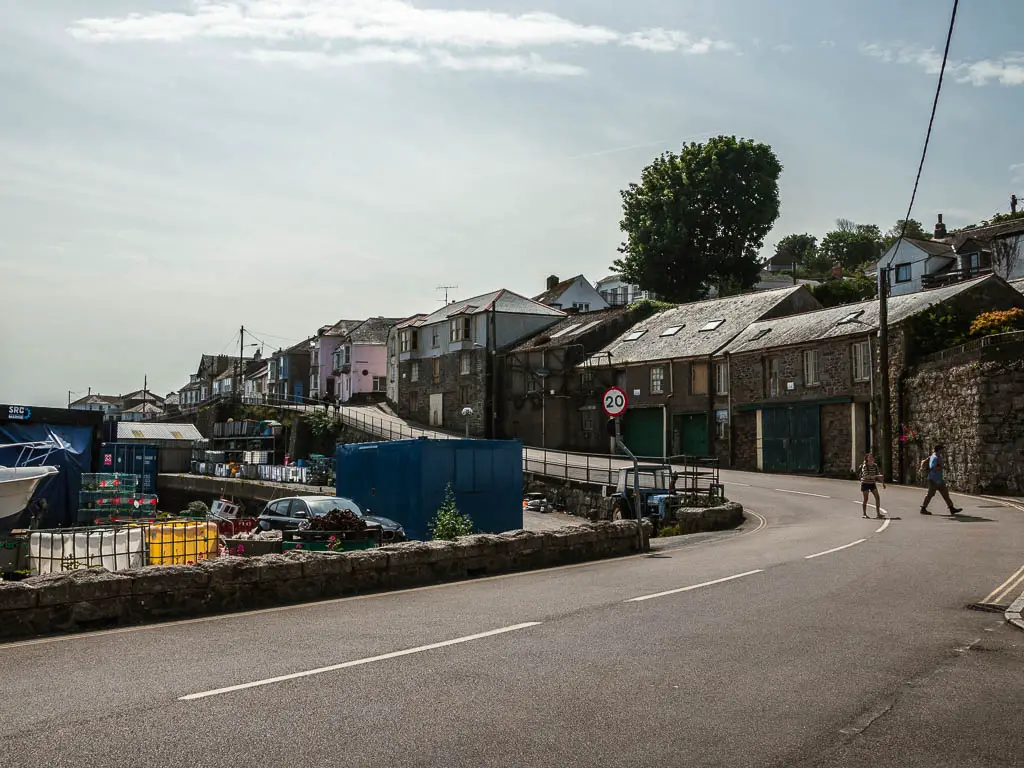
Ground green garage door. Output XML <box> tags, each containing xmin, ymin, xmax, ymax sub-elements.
<box><xmin>672</xmin><ymin>413</ymin><xmax>709</xmax><ymax>457</ymax></box>
<box><xmin>624</xmin><ymin>408</ymin><xmax>664</xmax><ymax>459</ymax></box>
<box><xmin>761</xmin><ymin>405</ymin><xmax>820</xmax><ymax>473</ymax></box>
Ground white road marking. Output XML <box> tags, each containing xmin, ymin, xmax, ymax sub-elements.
<box><xmin>774</xmin><ymin>489</ymin><xmax>831</xmax><ymax>499</ymax></box>
<box><xmin>805</xmin><ymin>539</ymin><xmax>867</xmax><ymax>560</ymax></box>
<box><xmin>179</xmin><ymin>622</ymin><xmax>542</xmax><ymax>701</ymax></box>
<box><xmin>875</xmin><ymin>518</ymin><xmax>891</xmax><ymax>534</ymax></box>
<box><xmin>984</xmin><ymin>563</ymin><xmax>1024</xmax><ymax>606</ymax></box>
<box><xmin>625</xmin><ymin>570</ymin><xmax>764</xmax><ymax>603</ymax></box>
<box><xmin>724</xmin><ymin>482</ymin><xmax>751</xmax><ymax>487</ymax></box>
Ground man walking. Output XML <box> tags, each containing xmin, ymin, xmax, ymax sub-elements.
<box><xmin>920</xmin><ymin>444</ymin><xmax>963</xmax><ymax>516</ymax></box>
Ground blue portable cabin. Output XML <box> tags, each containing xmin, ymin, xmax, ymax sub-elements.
<box><xmin>336</xmin><ymin>438</ymin><xmax>523</xmax><ymax>541</ymax></box>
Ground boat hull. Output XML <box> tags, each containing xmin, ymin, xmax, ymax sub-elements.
<box><xmin>0</xmin><ymin>466</ymin><xmax>59</xmax><ymax>524</ymax></box>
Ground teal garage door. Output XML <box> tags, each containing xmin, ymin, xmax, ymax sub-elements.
<box><xmin>761</xmin><ymin>405</ymin><xmax>820</xmax><ymax>473</ymax></box>
<box><xmin>624</xmin><ymin>408</ymin><xmax>664</xmax><ymax>459</ymax></box>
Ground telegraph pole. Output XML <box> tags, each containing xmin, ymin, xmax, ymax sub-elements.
<box><xmin>877</xmin><ymin>267</ymin><xmax>893</xmax><ymax>482</ymax></box>
<box><xmin>238</xmin><ymin>325</ymin><xmax>245</xmax><ymax>400</ymax></box>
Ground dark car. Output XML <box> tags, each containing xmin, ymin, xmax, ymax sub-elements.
<box><xmin>257</xmin><ymin>496</ymin><xmax>407</xmax><ymax>542</ymax></box>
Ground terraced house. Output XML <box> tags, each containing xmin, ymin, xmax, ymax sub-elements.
<box><xmin>586</xmin><ymin>286</ymin><xmax>820</xmax><ymax>459</ymax></box>
<box><xmin>718</xmin><ymin>275</ymin><xmax>1024</xmax><ymax>476</ymax></box>
<box><xmin>390</xmin><ymin>290</ymin><xmax>564</xmax><ymax>436</ymax></box>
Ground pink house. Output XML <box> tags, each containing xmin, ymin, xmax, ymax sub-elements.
<box><xmin>309</xmin><ymin>319</ymin><xmax>361</xmax><ymax>400</ymax></box>
<box><xmin>332</xmin><ymin>317</ymin><xmax>400</xmax><ymax>403</ymax></box>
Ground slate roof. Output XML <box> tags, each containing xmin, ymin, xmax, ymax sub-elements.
<box><xmin>1010</xmin><ymin>278</ymin><xmax>1024</xmax><ymax>296</ymax></box>
<box><xmin>405</xmin><ymin>289</ymin><xmax>565</xmax><ymax>328</ymax></box>
<box><xmin>950</xmin><ymin>218</ymin><xmax>1024</xmax><ymax>250</ymax></box>
<box><xmin>123</xmin><ymin>389</ymin><xmax>165</xmax><ymax>403</ymax></box>
<box><xmin>121</xmin><ymin>402</ymin><xmax>165</xmax><ymax>415</ymax></box>
<box><xmin>117</xmin><ymin>422</ymin><xmax>203</xmax><ymax>441</ymax></box>
<box><xmin>321</xmin><ymin>319</ymin><xmax>363</xmax><ymax>338</ymax></box>
<box><xmin>590</xmin><ymin>285</ymin><xmax>814</xmax><ymax>366</ymax></box>
<box><xmin>903</xmin><ymin>238</ymin><xmax>955</xmax><ymax>257</ymax></box>
<box><xmin>244</xmin><ymin>362</ymin><xmax>269</xmax><ymax>379</ymax></box>
<box><xmin>70</xmin><ymin>394</ymin><xmax>121</xmax><ymax>407</ymax></box>
<box><xmin>276</xmin><ymin>339</ymin><xmax>313</xmax><ymax>356</ymax></box>
<box><xmin>347</xmin><ymin>317</ymin><xmax>401</xmax><ymax>345</ymax></box>
<box><xmin>722</xmin><ymin>275</ymin><xmax>1002</xmax><ymax>355</ymax></box>
<box><xmin>533</xmin><ymin>275</ymin><xmax>581</xmax><ymax>305</ymax></box>
<box><xmin>508</xmin><ymin>307</ymin><xmax>633</xmax><ymax>352</ymax></box>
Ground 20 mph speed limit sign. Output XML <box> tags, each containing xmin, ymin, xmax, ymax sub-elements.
<box><xmin>602</xmin><ymin>386</ymin><xmax>628</xmax><ymax>418</ymax></box>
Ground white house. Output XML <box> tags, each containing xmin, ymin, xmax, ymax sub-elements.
<box><xmin>533</xmin><ymin>275</ymin><xmax>609</xmax><ymax>313</ymax></box>
<box><xmin>874</xmin><ymin>236</ymin><xmax>956</xmax><ymax>296</ymax></box>
<box><xmin>595</xmin><ymin>274</ymin><xmax>656</xmax><ymax>307</ymax></box>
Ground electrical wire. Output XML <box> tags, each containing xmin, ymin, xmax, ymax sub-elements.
<box><xmin>883</xmin><ymin>0</ymin><xmax>959</xmax><ymax>276</ymax></box>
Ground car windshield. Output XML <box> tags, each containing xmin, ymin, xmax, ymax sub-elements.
<box><xmin>307</xmin><ymin>498</ymin><xmax>363</xmax><ymax>517</ymax></box>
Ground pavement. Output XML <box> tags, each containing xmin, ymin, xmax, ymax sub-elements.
<box><xmin>2</xmin><ymin>468</ymin><xmax>1023</xmax><ymax>767</ymax></box>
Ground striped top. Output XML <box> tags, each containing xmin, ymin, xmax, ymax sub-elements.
<box><xmin>859</xmin><ymin>461</ymin><xmax>881</xmax><ymax>483</ymax></box>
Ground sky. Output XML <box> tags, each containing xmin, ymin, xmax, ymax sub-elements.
<box><xmin>2</xmin><ymin>0</ymin><xmax>1023</xmax><ymax>407</ymax></box>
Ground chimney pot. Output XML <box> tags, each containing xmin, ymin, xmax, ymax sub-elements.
<box><xmin>934</xmin><ymin>213</ymin><xmax>947</xmax><ymax>240</ymax></box>
<box><xmin>546</xmin><ymin>275</ymin><xmax>560</xmax><ymax>291</ymax></box>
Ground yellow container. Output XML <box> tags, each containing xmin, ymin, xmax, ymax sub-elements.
<box><xmin>146</xmin><ymin>521</ymin><xmax>220</xmax><ymax>565</ymax></box>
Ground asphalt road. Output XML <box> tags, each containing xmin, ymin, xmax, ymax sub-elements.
<box><xmin>2</xmin><ymin>472</ymin><xmax>1023</xmax><ymax>767</ymax></box>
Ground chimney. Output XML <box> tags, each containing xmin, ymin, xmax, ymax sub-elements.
<box><xmin>831</xmin><ymin>263</ymin><xmax>843</xmax><ymax>280</ymax></box>
<box><xmin>1013</xmin><ymin>195</ymin><xmax>1019</xmax><ymax>215</ymax></box>
<box><xmin>546</xmin><ymin>275</ymin><xmax>560</xmax><ymax>291</ymax></box>
<box><xmin>934</xmin><ymin>213</ymin><xmax>947</xmax><ymax>239</ymax></box>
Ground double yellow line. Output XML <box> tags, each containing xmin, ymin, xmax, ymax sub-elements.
<box><xmin>982</xmin><ymin>563</ymin><xmax>1024</xmax><ymax>607</ymax></box>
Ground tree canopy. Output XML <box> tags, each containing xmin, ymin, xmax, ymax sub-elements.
<box><xmin>613</xmin><ymin>135</ymin><xmax>782</xmax><ymax>303</ymax></box>
<box><xmin>882</xmin><ymin>219</ymin><xmax>931</xmax><ymax>249</ymax></box>
<box><xmin>818</xmin><ymin>220</ymin><xmax>883</xmax><ymax>271</ymax></box>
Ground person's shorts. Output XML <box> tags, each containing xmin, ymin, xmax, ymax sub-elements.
<box><xmin>861</xmin><ymin>482</ymin><xmax>877</xmax><ymax>492</ymax></box>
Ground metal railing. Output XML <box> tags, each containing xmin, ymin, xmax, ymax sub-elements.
<box><xmin>921</xmin><ymin>266</ymin><xmax>993</xmax><ymax>290</ymax></box>
<box><xmin>173</xmin><ymin>393</ymin><xmax>721</xmax><ymax>492</ymax></box>
<box><xmin>919</xmin><ymin>329</ymin><xmax>1024</xmax><ymax>365</ymax></box>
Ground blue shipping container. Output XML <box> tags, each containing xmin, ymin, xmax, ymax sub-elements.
<box><xmin>336</xmin><ymin>438</ymin><xmax>523</xmax><ymax>542</ymax></box>
<box><xmin>100</xmin><ymin>443</ymin><xmax>159</xmax><ymax>495</ymax></box>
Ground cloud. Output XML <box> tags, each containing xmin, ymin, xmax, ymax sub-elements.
<box><xmin>773</xmin><ymin>44</ymin><xmax>794</xmax><ymax>54</ymax></box>
<box><xmin>861</xmin><ymin>43</ymin><xmax>1024</xmax><ymax>86</ymax></box>
<box><xmin>68</xmin><ymin>1</ymin><xmax>733</xmax><ymax>76</ymax></box>
<box><xmin>1012</xmin><ymin>163</ymin><xmax>1024</xmax><ymax>184</ymax></box>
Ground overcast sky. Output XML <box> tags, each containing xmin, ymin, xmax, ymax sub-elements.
<box><xmin>2</xmin><ymin>0</ymin><xmax>1022</xmax><ymax>407</ymax></box>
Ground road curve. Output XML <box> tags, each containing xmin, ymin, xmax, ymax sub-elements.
<box><xmin>1</xmin><ymin>471</ymin><xmax>1023</xmax><ymax>767</ymax></box>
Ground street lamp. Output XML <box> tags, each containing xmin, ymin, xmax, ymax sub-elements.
<box><xmin>461</xmin><ymin>406</ymin><xmax>473</xmax><ymax>438</ymax></box>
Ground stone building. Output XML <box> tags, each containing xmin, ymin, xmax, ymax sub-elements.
<box><xmin>585</xmin><ymin>286</ymin><xmax>821</xmax><ymax>459</ymax></box>
<box><xmin>497</xmin><ymin>304</ymin><xmax>658</xmax><ymax>453</ymax></box>
<box><xmin>391</xmin><ymin>290</ymin><xmax>564</xmax><ymax>436</ymax></box>
<box><xmin>720</xmin><ymin>274</ymin><xmax>1024</xmax><ymax>477</ymax></box>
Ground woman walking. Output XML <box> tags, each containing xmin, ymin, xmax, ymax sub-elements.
<box><xmin>859</xmin><ymin>452</ymin><xmax>886</xmax><ymax>519</ymax></box>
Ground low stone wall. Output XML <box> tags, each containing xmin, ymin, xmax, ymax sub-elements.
<box><xmin>0</xmin><ymin>522</ymin><xmax>648</xmax><ymax>641</ymax></box>
<box><xmin>667</xmin><ymin>502</ymin><xmax>745</xmax><ymax>535</ymax></box>
<box><xmin>523</xmin><ymin>476</ymin><xmax>607</xmax><ymax>519</ymax></box>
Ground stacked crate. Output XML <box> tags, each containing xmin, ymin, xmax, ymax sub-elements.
<box><xmin>78</xmin><ymin>473</ymin><xmax>159</xmax><ymax>524</ymax></box>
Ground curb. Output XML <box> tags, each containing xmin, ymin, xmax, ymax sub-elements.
<box><xmin>1007</xmin><ymin>589</ymin><xmax>1024</xmax><ymax>632</ymax></box>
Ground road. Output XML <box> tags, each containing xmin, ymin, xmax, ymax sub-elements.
<box><xmin>2</xmin><ymin>470</ymin><xmax>1023</xmax><ymax>767</ymax></box>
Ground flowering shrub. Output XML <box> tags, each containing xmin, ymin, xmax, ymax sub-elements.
<box><xmin>969</xmin><ymin>308</ymin><xmax>1024</xmax><ymax>338</ymax></box>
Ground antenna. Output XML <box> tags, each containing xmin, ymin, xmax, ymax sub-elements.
<box><xmin>436</xmin><ymin>285</ymin><xmax>459</xmax><ymax>304</ymax></box>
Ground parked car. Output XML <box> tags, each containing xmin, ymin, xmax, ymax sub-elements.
<box><xmin>523</xmin><ymin>493</ymin><xmax>553</xmax><ymax>513</ymax></box>
<box><xmin>257</xmin><ymin>496</ymin><xmax>407</xmax><ymax>542</ymax></box>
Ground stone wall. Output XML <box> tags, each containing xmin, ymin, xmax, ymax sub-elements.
<box><xmin>820</xmin><ymin>403</ymin><xmax>854</xmax><ymax>476</ymax></box>
<box><xmin>901</xmin><ymin>344</ymin><xmax>1024</xmax><ymax>494</ymax></box>
<box><xmin>0</xmin><ymin>522</ymin><xmax>648</xmax><ymax>641</ymax></box>
<box><xmin>523</xmin><ymin>476</ymin><xmax>608</xmax><ymax>518</ymax></box>
<box><xmin>397</xmin><ymin>350</ymin><xmax>487</xmax><ymax>435</ymax></box>
<box><xmin>731</xmin><ymin>411</ymin><xmax>758</xmax><ymax>471</ymax></box>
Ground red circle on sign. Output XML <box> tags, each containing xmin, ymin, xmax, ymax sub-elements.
<box><xmin>602</xmin><ymin>386</ymin><xmax>628</xmax><ymax>417</ymax></box>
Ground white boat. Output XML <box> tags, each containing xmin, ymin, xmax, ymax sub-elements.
<box><xmin>0</xmin><ymin>466</ymin><xmax>59</xmax><ymax>525</ymax></box>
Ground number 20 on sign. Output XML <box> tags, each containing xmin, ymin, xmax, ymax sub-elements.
<box><xmin>602</xmin><ymin>387</ymin><xmax>628</xmax><ymax>418</ymax></box>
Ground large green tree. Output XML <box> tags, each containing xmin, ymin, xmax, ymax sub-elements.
<box><xmin>881</xmin><ymin>218</ymin><xmax>931</xmax><ymax>249</ymax></box>
<box><xmin>818</xmin><ymin>220</ymin><xmax>883</xmax><ymax>271</ymax></box>
<box><xmin>613</xmin><ymin>135</ymin><xmax>782</xmax><ymax>302</ymax></box>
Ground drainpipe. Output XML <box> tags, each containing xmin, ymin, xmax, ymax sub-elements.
<box><xmin>867</xmin><ymin>333</ymin><xmax>876</xmax><ymax>455</ymax></box>
<box><xmin>726</xmin><ymin>352</ymin><xmax>733</xmax><ymax>467</ymax></box>
<box><xmin>707</xmin><ymin>354</ymin><xmax>715</xmax><ymax>459</ymax></box>
<box><xmin>895</xmin><ymin>371</ymin><xmax>906</xmax><ymax>485</ymax></box>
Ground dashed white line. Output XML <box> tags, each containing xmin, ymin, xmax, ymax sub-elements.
<box><xmin>625</xmin><ymin>570</ymin><xmax>764</xmax><ymax>603</ymax></box>
<box><xmin>774</xmin><ymin>489</ymin><xmax>831</xmax><ymax>499</ymax></box>
<box><xmin>805</xmin><ymin>539</ymin><xmax>867</xmax><ymax>560</ymax></box>
<box><xmin>178</xmin><ymin>622</ymin><xmax>542</xmax><ymax>701</ymax></box>
<box><xmin>724</xmin><ymin>482</ymin><xmax>751</xmax><ymax>487</ymax></box>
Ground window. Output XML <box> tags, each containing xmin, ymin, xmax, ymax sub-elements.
<box><xmin>410</xmin><ymin>363</ymin><xmax>420</xmax><ymax>383</ymax></box>
<box><xmin>623</xmin><ymin>330</ymin><xmax>647</xmax><ymax>342</ymax></box>
<box><xmin>715</xmin><ymin>362</ymin><xmax>729</xmax><ymax>395</ymax></box>
<box><xmin>526</xmin><ymin>373</ymin><xmax>539</xmax><ymax>393</ymax></box>
<box><xmin>690</xmin><ymin>362</ymin><xmax>709</xmax><ymax>395</ymax></box>
<box><xmin>660</xmin><ymin>325</ymin><xmax>684</xmax><ymax>337</ymax></box>
<box><xmin>803</xmin><ymin>349</ymin><xmax>821</xmax><ymax>387</ymax></box>
<box><xmin>410</xmin><ymin>392</ymin><xmax>419</xmax><ymax>412</ymax></box>
<box><xmin>432</xmin><ymin>358</ymin><xmax>441</xmax><ymax>384</ymax></box>
<box><xmin>699</xmin><ymin>319</ymin><xmax>726</xmax><ymax>332</ymax></box>
<box><xmin>450</xmin><ymin>316</ymin><xmax>473</xmax><ymax>343</ymax></box>
<box><xmin>895</xmin><ymin>263</ymin><xmax>912</xmax><ymax>283</ymax></box>
<box><xmin>432</xmin><ymin>327</ymin><xmax>440</xmax><ymax>348</ymax></box>
<box><xmin>459</xmin><ymin>385</ymin><xmax>472</xmax><ymax>405</ymax></box>
<box><xmin>768</xmin><ymin>358</ymin><xmax>781</xmax><ymax>397</ymax></box>
<box><xmin>580</xmin><ymin>369</ymin><xmax>595</xmax><ymax>391</ymax></box>
<box><xmin>372</xmin><ymin>376</ymin><xmax>386</xmax><ymax>392</ymax></box>
<box><xmin>581</xmin><ymin>411</ymin><xmax>595</xmax><ymax>433</ymax></box>
<box><xmin>400</xmin><ymin>329</ymin><xmax>419</xmax><ymax>352</ymax></box>
<box><xmin>852</xmin><ymin>341</ymin><xmax>871</xmax><ymax>382</ymax></box>
<box><xmin>572</xmin><ymin>302</ymin><xmax>590</xmax><ymax>312</ymax></box>
<box><xmin>838</xmin><ymin>310</ymin><xmax>865</xmax><ymax>325</ymax></box>
<box><xmin>460</xmin><ymin>352</ymin><xmax>472</xmax><ymax>375</ymax></box>
<box><xmin>650</xmin><ymin>366</ymin><xmax>665</xmax><ymax>394</ymax></box>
